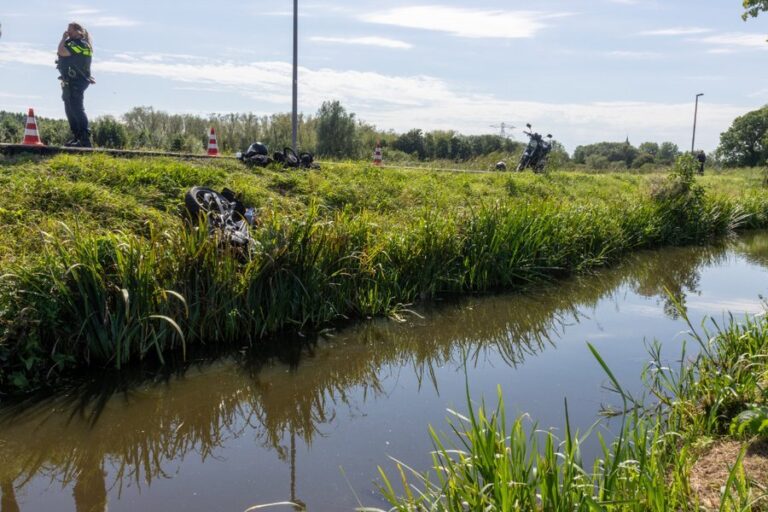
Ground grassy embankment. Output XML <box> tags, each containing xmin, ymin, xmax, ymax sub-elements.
<box><xmin>376</xmin><ymin>311</ymin><xmax>768</xmax><ymax>510</ymax></box>
<box><xmin>0</xmin><ymin>153</ymin><xmax>766</xmax><ymax>394</ymax></box>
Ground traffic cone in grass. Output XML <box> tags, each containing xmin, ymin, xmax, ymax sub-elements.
<box><xmin>22</xmin><ymin>108</ymin><xmax>44</xmax><ymax>146</ymax></box>
<box><xmin>372</xmin><ymin>141</ymin><xmax>382</xmax><ymax>166</ymax></box>
<box><xmin>207</xmin><ymin>127</ymin><xmax>219</xmax><ymax>157</ymax></box>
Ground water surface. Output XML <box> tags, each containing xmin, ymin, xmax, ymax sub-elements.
<box><xmin>1</xmin><ymin>233</ymin><xmax>767</xmax><ymax>511</ymax></box>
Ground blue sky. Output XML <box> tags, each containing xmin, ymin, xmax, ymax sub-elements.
<box><xmin>1</xmin><ymin>1</ymin><xmax>767</xmax><ymax>152</ymax></box>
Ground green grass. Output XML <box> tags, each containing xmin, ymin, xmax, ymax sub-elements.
<box><xmin>0</xmin><ymin>153</ymin><xmax>767</xmax><ymax>393</ymax></box>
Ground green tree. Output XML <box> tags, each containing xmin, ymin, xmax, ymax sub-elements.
<box><xmin>632</xmin><ymin>152</ymin><xmax>655</xmax><ymax>169</ymax></box>
<box><xmin>716</xmin><ymin>105</ymin><xmax>768</xmax><ymax>167</ymax></box>
<box><xmin>743</xmin><ymin>0</ymin><xmax>768</xmax><ymax>19</ymax></box>
<box><xmin>450</xmin><ymin>135</ymin><xmax>473</xmax><ymax>160</ymax></box>
<box><xmin>546</xmin><ymin>141</ymin><xmax>571</xmax><ymax>169</ymax></box>
<box><xmin>585</xmin><ymin>154</ymin><xmax>610</xmax><ymax>170</ymax></box>
<box><xmin>0</xmin><ymin>113</ymin><xmax>23</xmax><ymax>143</ymax></box>
<box><xmin>638</xmin><ymin>142</ymin><xmax>659</xmax><ymax>158</ymax></box>
<box><xmin>657</xmin><ymin>142</ymin><xmax>680</xmax><ymax>164</ymax></box>
<box><xmin>315</xmin><ymin>100</ymin><xmax>359</xmax><ymax>159</ymax></box>
<box><xmin>37</xmin><ymin>117</ymin><xmax>70</xmax><ymax>146</ymax></box>
<box><xmin>92</xmin><ymin>116</ymin><xmax>129</xmax><ymax>148</ymax></box>
<box><xmin>430</xmin><ymin>131</ymin><xmax>455</xmax><ymax>159</ymax></box>
<box><xmin>573</xmin><ymin>141</ymin><xmax>638</xmax><ymax>168</ymax></box>
<box><xmin>167</xmin><ymin>133</ymin><xmax>203</xmax><ymax>153</ymax></box>
<box><xmin>393</xmin><ymin>129</ymin><xmax>426</xmax><ymax>160</ymax></box>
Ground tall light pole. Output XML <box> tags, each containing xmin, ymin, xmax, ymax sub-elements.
<box><xmin>691</xmin><ymin>93</ymin><xmax>703</xmax><ymax>153</ymax></box>
<box><xmin>291</xmin><ymin>0</ymin><xmax>298</xmax><ymax>152</ymax></box>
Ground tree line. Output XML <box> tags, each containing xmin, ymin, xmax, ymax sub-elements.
<box><xmin>572</xmin><ymin>140</ymin><xmax>681</xmax><ymax>170</ymax></box>
<box><xmin>0</xmin><ymin>102</ymin><xmax>526</xmax><ymax>163</ymax></box>
<box><xmin>1</xmin><ymin>100</ymin><xmax>767</xmax><ymax>167</ymax></box>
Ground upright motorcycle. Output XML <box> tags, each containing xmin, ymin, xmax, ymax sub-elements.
<box><xmin>516</xmin><ymin>123</ymin><xmax>554</xmax><ymax>173</ymax></box>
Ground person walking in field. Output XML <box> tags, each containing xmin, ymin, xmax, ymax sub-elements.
<box><xmin>57</xmin><ymin>22</ymin><xmax>95</xmax><ymax>147</ymax></box>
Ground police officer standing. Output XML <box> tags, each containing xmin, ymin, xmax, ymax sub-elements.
<box><xmin>696</xmin><ymin>151</ymin><xmax>706</xmax><ymax>175</ymax></box>
<box><xmin>57</xmin><ymin>22</ymin><xmax>95</xmax><ymax>147</ymax></box>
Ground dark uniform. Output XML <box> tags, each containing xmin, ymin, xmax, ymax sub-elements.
<box><xmin>57</xmin><ymin>38</ymin><xmax>93</xmax><ymax>147</ymax></box>
<box><xmin>696</xmin><ymin>151</ymin><xmax>706</xmax><ymax>175</ymax></box>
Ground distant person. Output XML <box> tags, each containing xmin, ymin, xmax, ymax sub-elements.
<box><xmin>57</xmin><ymin>22</ymin><xmax>95</xmax><ymax>147</ymax></box>
<box><xmin>696</xmin><ymin>151</ymin><xmax>706</xmax><ymax>175</ymax></box>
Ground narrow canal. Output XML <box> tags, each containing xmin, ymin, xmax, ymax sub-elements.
<box><xmin>1</xmin><ymin>232</ymin><xmax>766</xmax><ymax>511</ymax></box>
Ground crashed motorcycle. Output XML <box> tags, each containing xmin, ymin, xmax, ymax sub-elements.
<box><xmin>516</xmin><ymin>123</ymin><xmax>554</xmax><ymax>173</ymax></box>
<box><xmin>236</xmin><ymin>142</ymin><xmax>272</xmax><ymax>167</ymax></box>
<box><xmin>237</xmin><ymin>142</ymin><xmax>319</xmax><ymax>169</ymax></box>
<box><xmin>184</xmin><ymin>186</ymin><xmax>257</xmax><ymax>256</ymax></box>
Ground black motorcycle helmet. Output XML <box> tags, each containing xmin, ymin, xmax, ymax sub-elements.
<box><xmin>246</xmin><ymin>142</ymin><xmax>269</xmax><ymax>157</ymax></box>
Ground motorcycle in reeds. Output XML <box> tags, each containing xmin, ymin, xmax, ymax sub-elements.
<box><xmin>184</xmin><ymin>187</ymin><xmax>257</xmax><ymax>258</ymax></box>
<box><xmin>516</xmin><ymin>123</ymin><xmax>554</xmax><ymax>173</ymax></box>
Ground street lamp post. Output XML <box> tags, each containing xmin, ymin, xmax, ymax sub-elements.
<box><xmin>691</xmin><ymin>93</ymin><xmax>703</xmax><ymax>153</ymax></box>
<box><xmin>291</xmin><ymin>0</ymin><xmax>298</xmax><ymax>153</ymax></box>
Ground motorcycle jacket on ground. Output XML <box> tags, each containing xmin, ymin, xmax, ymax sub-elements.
<box><xmin>57</xmin><ymin>38</ymin><xmax>92</xmax><ymax>82</ymax></box>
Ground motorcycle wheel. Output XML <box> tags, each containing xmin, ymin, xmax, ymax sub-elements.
<box><xmin>283</xmin><ymin>147</ymin><xmax>299</xmax><ymax>167</ymax></box>
<box><xmin>185</xmin><ymin>186</ymin><xmax>226</xmax><ymax>220</ymax></box>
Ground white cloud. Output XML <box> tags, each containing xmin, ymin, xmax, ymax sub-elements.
<box><xmin>697</xmin><ymin>32</ymin><xmax>768</xmax><ymax>49</ymax></box>
<box><xmin>66</xmin><ymin>7</ymin><xmax>140</xmax><ymax>27</ymax></box>
<box><xmin>310</xmin><ymin>36</ymin><xmax>412</xmax><ymax>49</ymax></box>
<box><xmin>639</xmin><ymin>27</ymin><xmax>712</xmax><ymax>36</ymax></box>
<box><xmin>360</xmin><ymin>6</ymin><xmax>570</xmax><ymax>39</ymax></box>
<box><xmin>0</xmin><ymin>43</ymin><xmax>745</xmax><ymax>151</ymax></box>
<box><xmin>113</xmin><ymin>52</ymin><xmax>201</xmax><ymax>63</ymax></box>
<box><xmin>707</xmin><ymin>48</ymin><xmax>736</xmax><ymax>55</ymax></box>
<box><xmin>0</xmin><ymin>92</ymin><xmax>41</xmax><ymax>99</ymax></box>
<box><xmin>686</xmin><ymin>300</ymin><xmax>765</xmax><ymax>315</ymax></box>
<box><xmin>0</xmin><ymin>43</ymin><xmax>55</xmax><ymax>67</ymax></box>
<box><xmin>606</xmin><ymin>50</ymin><xmax>662</xmax><ymax>59</ymax></box>
<box><xmin>83</xmin><ymin>16</ymin><xmax>140</xmax><ymax>28</ymax></box>
<box><xmin>616</xmin><ymin>304</ymin><xmax>664</xmax><ymax>317</ymax></box>
<box><xmin>69</xmin><ymin>8</ymin><xmax>100</xmax><ymax>16</ymax></box>
<box><xmin>748</xmin><ymin>88</ymin><xmax>768</xmax><ymax>99</ymax></box>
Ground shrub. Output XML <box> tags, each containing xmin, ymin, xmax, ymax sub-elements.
<box><xmin>586</xmin><ymin>154</ymin><xmax>610</xmax><ymax>170</ymax></box>
<box><xmin>92</xmin><ymin>116</ymin><xmax>129</xmax><ymax>148</ymax></box>
<box><xmin>167</xmin><ymin>133</ymin><xmax>204</xmax><ymax>154</ymax></box>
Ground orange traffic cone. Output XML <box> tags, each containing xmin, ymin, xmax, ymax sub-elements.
<box><xmin>22</xmin><ymin>108</ymin><xmax>44</xmax><ymax>146</ymax></box>
<box><xmin>372</xmin><ymin>141</ymin><xmax>382</xmax><ymax>166</ymax></box>
<box><xmin>207</xmin><ymin>127</ymin><xmax>219</xmax><ymax>157</ymax></box>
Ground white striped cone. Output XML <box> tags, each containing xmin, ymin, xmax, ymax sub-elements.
<box><xmin>207</xmin><ymin>127</ymin><xmax>219</xmax><ymax>156</ymax></box>
<box><xmin>22</xmin><ymin>108</ymin><xmax>44</xmax><ymax>146</ymax></box>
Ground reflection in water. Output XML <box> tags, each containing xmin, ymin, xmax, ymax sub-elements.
<box><xmin>1</xmin><ymin>479</ymin><xmax>19</xmax><ymax>512</ymax></box>
<box><xmin>0</xmin><ymin>232</ymin><xmax>766</xmax><ymax>510</ymax></box>
<box><xmin>624</xmin><ymin>241</ymin><xmax>726</xmax><ymax>318</ymax></box>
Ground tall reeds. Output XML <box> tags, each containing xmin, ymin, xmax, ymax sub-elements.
<box><xmin>0</xmin><ymin>156</ymin><xmax>766</xmax><ymax>392</ymax></box>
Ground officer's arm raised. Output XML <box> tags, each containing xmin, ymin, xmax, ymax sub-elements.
<box><xmin>57</xmin><ymin>32</ymin><xmax>71</xmax><ymax>57</ymax></box>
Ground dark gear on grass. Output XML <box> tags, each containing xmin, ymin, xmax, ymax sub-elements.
<box><xmin>57</xmin><ymin>25</ymin><xmax>95</xmax><ymax>148</ymax></box>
